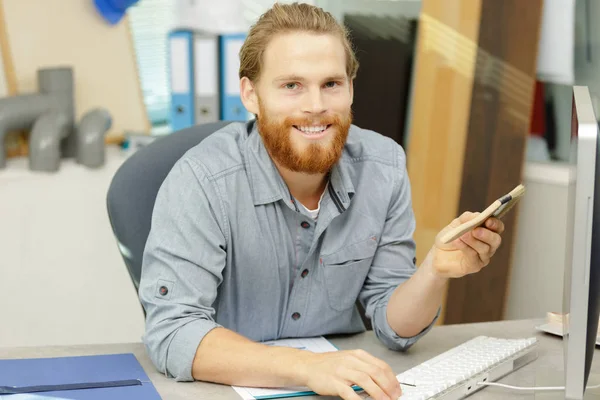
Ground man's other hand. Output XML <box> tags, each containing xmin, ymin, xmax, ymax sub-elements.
<box><xmin>427</xmin><ymin>212</ymin><xmax>505</xmax><ymax>279</ymax></box>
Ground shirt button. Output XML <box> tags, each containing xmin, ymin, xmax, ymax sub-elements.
<box><xmin>292</xmin><ymin>312</ymin><xmax>301</xmax><ymax>320</ymax></box>
<box><xmin>300</xmin><ymin>221</ymin><xmax>310</xmax><ymax>229</ymax></box>
<box><xmin>159</xmin><ymin>286</ymin><xmax>169</xmax><ymax>296</ymax></box>
<box><xmin>301</xmin><ymin>269</ymin><xmax>309</xmax><ymax>278</ymax></box>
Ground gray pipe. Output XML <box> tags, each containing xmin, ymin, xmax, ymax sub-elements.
<box><xmin>76</xmin><ymin>108</ymin><xmax>112</xmax><ymax>168</ymax></box>
<box><xmin>28</xmin><ymin>111</ymin><xmax>70</xmax><ymax>172</ymax></box>
<box><xmin>38</xmin><ymin>67</ymin><xmax>75</xmax><ymax>158</ymax></box>
<box><xmin>0</xmin><ymin>67</ymin><xmax>74</xmax><ymax>169</ymax></box>
<box><xmin>0</xmin><ymin>94</ymin><xmax>53</xmax><ymax>168</ymax></box>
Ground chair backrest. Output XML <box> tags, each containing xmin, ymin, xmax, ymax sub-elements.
<box><xmin>106</xmin><ymin>121</ymin><xmax>232</xmax><ymax>291</ymax></box>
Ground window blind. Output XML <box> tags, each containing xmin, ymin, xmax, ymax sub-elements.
<box><xmin>128</xmin><ymin>0</ymin><xmax>176</xmax><ymax>126</ymax></box>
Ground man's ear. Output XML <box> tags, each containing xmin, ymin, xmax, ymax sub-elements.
<box><xmin>349</xmin><ymin>78</ymin><xmax>354</xmax><ymax>106</ymax></box>
<box><xmin>240</xmin><ymin>77</ymin><xmax>259</xmax><ymax>115</ymax></box>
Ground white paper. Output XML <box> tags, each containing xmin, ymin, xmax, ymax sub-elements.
<box><xmin>225</xmin><ymin>38</ymin><xmax>245</xmax><ymax>96</ymax></box>
<box><xmin>170</xmin><ymin>36</ymin><xmax>190</xmax><ymax>94</ymax></box>
<box><xmin>231</xmin><ymin>336</ymin><xmax>338</xmax><ymax>400</ymax></box>
<box><xmin>535</xmin><ymin>322</ymin><xmax>600</xmax><ymax>346</ymax></box>
<box><xmin>194</xmin><ymin>37</ymin><xmax>218</xmax><ymax>96</ymax></box>
<box><xmin>536</xmin><ymin>0</ymin><xmax>575</xmax><ymax>84</ymax></box>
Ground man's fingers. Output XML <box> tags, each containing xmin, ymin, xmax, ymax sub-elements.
<box><xmin>485</xmin><ymin>217</ymin><xmax>505</xmax><ymax>234</ymax></box>
<box><xmin>352</xmin><ymin>349</ymin><xmax>392</xmax><ymax>372</ymax></box>
<box><xmin>472</xmin><ymin>228</ymin><xmax>502</xmax><ymax>252</ymax></box>
<box><xmin>336</xmin><ymin>383</ymin><xmax>363</xmax><ymax>400</ymax></box>
<box><xmin>351</xmin><ymin>350</ymin><xmax>395</xmax><ymax>377</ymax></box>
<box><xmin>350</xmin><ymin>350</ymin><xmax>401</xmax><ymax>399</ymax></box>
<box><xmin>362</xmin><ymin>364</ymin><xmax>401</xmax><ymax>400</ymax></box>
<box><xmin>345</xmin><ymin>370</ymin><xmax>388</xmax><ymax>400</ymax></box>
<box><xmin>447</xmin><ymin>212</ymin><xmax>477</xmax><ymax>229</ymax></box>
<box><xmin>460</xmin><ymin>231</ymin><xmax>491</xmax><ymax>263</ymax></box>
<box><xmin>457</xmin><ymin>239</ymin><xmax>483</xmax><ymax>274</ymax></box>
<box><xmin>458</xmin><ymin>211</ymin><xmax>479</xmax><ymax>224</ymax></box>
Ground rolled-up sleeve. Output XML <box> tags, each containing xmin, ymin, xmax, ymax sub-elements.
<box><xmin>138</xmin><ymin>156</ymin><xmax>227</xmax><ymax>381</ymax></box>
<box><xmin>358</xmin><ymin>144</ymin><xmax>439</xmax><ymax>351</ymax></box>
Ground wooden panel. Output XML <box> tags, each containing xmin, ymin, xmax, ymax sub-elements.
<box><xmin>408</xmin><ymin>0</ymin><xmax>543</xmax><ymax>324</ymax></box>
<box><xmin>2</xmin><ymin>0</ymin><xmax>150</xmax><ymax>142</ymax></box>
<box><xmin>444</xmin><ymin>0</ymin><xmax>543</xmax><ymax>324</ymax></box>
<box><xmin>0</xmin><ymin>0</ymin><xmax>17</xmax><ymax>96</ymax></box>
<box><xmin>0</xmin><ymin>0</ymin><xmax>27</xmax><ymax>158</ymax></box>
<box><xmin>407</xmin><ymin>0</ymin><xmax>483</xmax><ymax>324</ymax></box>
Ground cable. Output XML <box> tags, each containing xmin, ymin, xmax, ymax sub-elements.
<box><xmin>477</xmin><ymin>382</ymin><xmax>563</xmax><ymax>391</ymax></box>
<box><xmin>477</xmin><ymin>381</ymin><xmax>600</xmax><ymax>391</ymax></box>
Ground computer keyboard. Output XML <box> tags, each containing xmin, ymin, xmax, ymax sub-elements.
<box><xmin>363</xmin><ymin>336</ymin><xmax>539</xmax><ymax>400</ymax></box>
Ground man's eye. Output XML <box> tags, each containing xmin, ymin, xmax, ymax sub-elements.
<box><xmin>285</xmin><ymin>83</ymin><xmax>298</xmax><ymax>90</ymax></box>
<box><xmin>325</xmin><ymin>81</ymin><xmax>338</xmax><ymax>88</ymax></box>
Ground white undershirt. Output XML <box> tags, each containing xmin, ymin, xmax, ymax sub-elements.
<box><xmin>297</xmin><ymin>184</ymin><xmax>328</xmax><ymax>220</ymax></box>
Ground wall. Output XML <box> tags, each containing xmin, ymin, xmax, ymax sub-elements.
<box><xmin>504</xmin><ymin>162</ymin><xmax>572</xmax><ymax>320</ymax></box>
<box><xmin>0</xmin><ymin>147</ymin><xmax>145</xmax><ymax>347</ymax></box>
<box><xmin>0</xmin><ymin>3</ymin><xmax>149</xmax><ymax>348</ymax></box>
<box><xmin>1</xmin><ymin>0</ymin><xmax>150</xmax><ymax>140</ymax></box>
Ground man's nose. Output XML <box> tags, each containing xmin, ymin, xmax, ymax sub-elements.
<box><xmin>302</xmin><ymin>89</ymin><xmax>327</xmax><ymax>114</ymax></box>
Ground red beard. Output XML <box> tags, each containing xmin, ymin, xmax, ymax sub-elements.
<box><xmin>257</xmin><ymin>101</ymin><xmax>352</xmax><ymax>174</ymax></box>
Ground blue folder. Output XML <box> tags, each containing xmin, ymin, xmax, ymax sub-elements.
<box><xmin>169</xmin><ymin>29</ymin><xmax>196</xmax><ymax>131</ymax></box>
<box><xmin>219</xmin><ymin>33</ymin><xmax>248</xmax><ymax>121</ymax></box>
<box><xmin>0</xmin><ymin>353</ymin><xmax>162</xmax><ymax>399</ymax></box>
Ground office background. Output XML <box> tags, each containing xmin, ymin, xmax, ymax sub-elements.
<box><xmin>0</xmin><ymin>0</ymin><xmax>591</xmax><ymax>348</ymax></box>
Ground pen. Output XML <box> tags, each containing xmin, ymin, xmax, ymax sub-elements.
<box><xmin>0</xmin><ymin>379</ymin><xmax>142</xmax><ymax>395</ymax></box>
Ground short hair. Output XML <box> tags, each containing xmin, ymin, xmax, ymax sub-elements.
<box><xmin>239</xmin><ymin>2</ymin><xmax>359</xmax><ymax>83</ymax></box>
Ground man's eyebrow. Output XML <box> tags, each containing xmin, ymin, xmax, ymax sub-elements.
<box><xmin>273</xmin><ymin>75</ymin><xmax>305</xmax><ymax>82</ymax></box>
<box><xmin>273</xmin><ymin>74</ymin><xmax>347</xmax><ymax>82</ymax></box>
<box><xmin>324</xmin><ymin>74</ymin><xmax>347</xmax><ymax>82</ymax></box>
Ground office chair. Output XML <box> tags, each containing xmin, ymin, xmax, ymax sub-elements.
<box><xmin>106</xmin><ymin>120</ymin><xmax>372</xmax><ymax>330</ymax></box>
<box><xmin>106</xmin><ymin>121</ymin><xmax>231</xmax><ymax>292</ymax></box>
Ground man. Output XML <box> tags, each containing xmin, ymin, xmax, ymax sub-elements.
<box><xmin>139</xmin><ymin>3</ymin><xmax>504</xmax><ymax>400</ymax></box>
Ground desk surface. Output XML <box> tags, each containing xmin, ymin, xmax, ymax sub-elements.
<box><xmin>1</xmin><ymin>319</ymin><xmax>599</xmax><ymax>399</ymax></box>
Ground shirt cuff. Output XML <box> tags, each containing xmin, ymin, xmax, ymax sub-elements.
<box><xmin>372</xmin><ymin>300</ymin><xmax>441</xmax><ymax>351</ymax></box>
<box><xmin>166</xmin><ymin>318</ymin><xmax>222</xmax><ymax>381</ymax></box>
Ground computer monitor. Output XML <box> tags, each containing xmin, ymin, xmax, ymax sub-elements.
<box><xmin>562</xmin><ymin>85</ymin><xmax>600</xmax><ymax>400</ymax></box>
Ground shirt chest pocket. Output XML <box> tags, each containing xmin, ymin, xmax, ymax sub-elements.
<box><xmin>320</xmin><ymin>236</ymin><xmax>378</xmax><ymax>311</ymax></box>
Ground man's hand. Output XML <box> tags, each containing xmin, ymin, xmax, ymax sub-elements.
<box><xmin>297</xmin><ymin>349</ymin><xmax>401</xmax><ymax>400</ymax></box>
<box><xmin>427</xmin><ymin>212</ymin><xmax>505</xmax><ymax>279</ymax></box>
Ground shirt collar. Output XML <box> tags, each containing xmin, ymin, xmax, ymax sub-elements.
<box><xmin>244</xmin><ymin>120</ymin><xmax>355</xmax><ymax>208</ymax></box>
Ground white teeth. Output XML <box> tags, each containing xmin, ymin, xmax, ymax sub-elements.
<box><xmin>297</xmin><ymin>125</ymin><xmax>327</xmax><ymax>133</ymax></box>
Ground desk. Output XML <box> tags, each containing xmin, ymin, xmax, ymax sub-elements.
<box><xmin>1</xmin><ymin>319</ymin><xmax>599</xmax><ymax>399</ymax></box>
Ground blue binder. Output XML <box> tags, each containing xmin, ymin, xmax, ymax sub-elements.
<box><xmin>219</xmin><ymin>33</ymin><xmax>248</xmax><ymax>121</ymax></box>
<box><xmin>169</xmin><ymin>30</ymin><xmax>195</xmax><ymax>131</ymax></box>
<box><xmin>0</xmin><ymin>353</ymin><xmax>162</xmax><ymax>399</ymax></box>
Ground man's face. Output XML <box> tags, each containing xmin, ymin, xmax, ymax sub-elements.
<box><xmin>244</xmin><ymin>32</ymin><xmax>353</xmax><ymax>174</ymax></box>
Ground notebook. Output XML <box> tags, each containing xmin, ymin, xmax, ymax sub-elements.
<box><xmin>0</xmin><ymin>353</ymin><xmax>162</xmax><ymax>399</ymax></box>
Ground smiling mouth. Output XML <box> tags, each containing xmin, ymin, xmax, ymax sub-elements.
<box><xmin>292</xmin><ymin>124</ymin><xmax>332</xmax><ymax>135</ymax></box>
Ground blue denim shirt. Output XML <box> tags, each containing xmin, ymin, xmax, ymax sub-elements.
<box><xmin>139</xmin><ymin>121</ymin><xmax>439</xmax><ymax>381</ymax></box>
